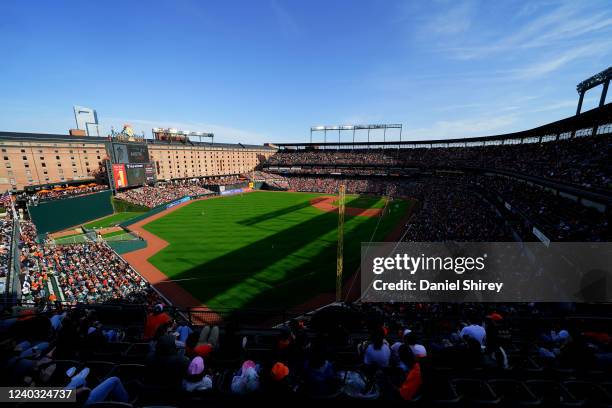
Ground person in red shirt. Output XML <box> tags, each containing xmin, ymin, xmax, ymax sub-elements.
<box><xmin>185</xmin><ymin>326</ymin><xmax>219</xmax><ymax>359</ymax></box>
<box><xmin>144</xmin><ymin>304</ymin><xmax>172</xmax><ymax>340</ymax></box>
<box><xmin>397</xmin><ymin>344</ymin><xmax>422</xmax><ymax>401</ymax></box>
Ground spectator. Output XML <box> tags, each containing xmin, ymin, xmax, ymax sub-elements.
<box><xmin>362</xmin><ymin>327</ymin><xmax>391</xmax><ymax>369</ymax></box>
<box><xmin>396</xmin><ymin>345</ymin><xmax>422</xmax><ymax>401</ymax></box>
<box><xmin>145</xmin><ymin>334</ymin><xmax>189</xmax><ymax>389</ymax></box>
<box><xmin>182</xmin><ymin>356</ymin><xmax>213</xmax><ymax>392</ymax></box>
<box><xmin>144</xmin><ymin>304</ymin><xmax>172</xmax><ymax>340</ymax></box>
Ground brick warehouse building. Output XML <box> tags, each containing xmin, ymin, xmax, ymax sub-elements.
<box><xmin>0</xmin><ymin>131</ymin><xmax>276</xmax><ymax>191</ymax></box>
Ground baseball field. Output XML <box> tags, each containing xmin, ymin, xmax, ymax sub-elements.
<box><xmin>141</xmin><ymin>191</ymin><xmax>411</xmax><ymax>311</ymax></box>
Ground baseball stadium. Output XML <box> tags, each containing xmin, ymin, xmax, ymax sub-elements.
<box><xmin>1</xmin><ymin>2</ymin><xmax>612</xmax><ymax>405</ymax></box>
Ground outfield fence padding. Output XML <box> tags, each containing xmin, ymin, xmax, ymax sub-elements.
<box><xmin>28</xmin><ymin>190</ymin><xmax>114</xmax><ymax>236</ymax></box>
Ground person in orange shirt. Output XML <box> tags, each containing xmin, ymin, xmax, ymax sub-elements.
<box><xmin>397</xmin><ymin>344</ymin><xmax>422</xmax><ymax>401</ymax></box>
<box><xmin>144</xmin><ymin>304</ymin><xmax>172</xmax><ymax>340</ymax></box>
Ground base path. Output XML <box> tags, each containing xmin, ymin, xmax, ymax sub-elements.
<box><xmin>310</xmin><ymin>196</ymin><xmax>383</xmax><ymax>217</ymax></box>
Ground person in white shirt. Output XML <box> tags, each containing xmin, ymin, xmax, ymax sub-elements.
<box><xmin>363</xmin><ymin>328</ymin><xmax>391</xmax><ymax>368</ymax></box>
<box><xmin>391</xmin><ymin>329</ymin><xmax>428</xmax><ymax>364</ymax></box>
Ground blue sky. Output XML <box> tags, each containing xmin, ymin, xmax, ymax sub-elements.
<box><xmin>1</xmin><ymin>0</ymin><xmax>611</xmax><ymax>144</ymax></box>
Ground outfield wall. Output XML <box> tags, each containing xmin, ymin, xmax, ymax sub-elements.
<box><xmin>28</xmin><ymin>190</ymin><xmax>114</xmax><ymax>236</ymax></box>
<box><xmin>119</xmin><ymin>192</ymin><xmax>215</xmax><ymax>228</ymax></box>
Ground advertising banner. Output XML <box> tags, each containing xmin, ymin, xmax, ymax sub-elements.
<box><xmin>166</xmin><ymin>196</ymin><xmax>191</xmax><ymax>209</ymax></box>
<box><xmin>220</xmin><ymin>188</ymin><xmax>243</xmax><ymax>196</ymax></box>
<box><xmin>144</xmin><ymin>163</ymin><xmax>156</xmax><ymax>183</ymax></box>
<box><xmin>112</xmin><ymin>164</ymin><xmax>127</xmax><ymax>189</ymax></box>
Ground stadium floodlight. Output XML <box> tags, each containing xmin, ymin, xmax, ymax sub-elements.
<box><xmin>309</xmin><ymin>123</ymin><xmax>403</xmax><ymax>148</ymax></box>
<box><xmin>577</xmin><ymin>67</ymin><xmax>612</xmax><ymax>94</ymax></box>
<box><xmin>152</xmin><ymin>127</ymin><xmax>214</xmax><ymax>144</ymax></box>
<box><xmin>576</xmin><ymin>67</ymin><xmax>611</xmax><ymax>115</ymax></box>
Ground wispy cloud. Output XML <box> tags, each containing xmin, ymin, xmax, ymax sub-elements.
<box><xmin>424</xmin><ymin>1</ymin><xmax>475</xmax><ymax>36</ymax></box>
<box><xmin>269</xmin><ymin>0</ymin><xmax>299</xmax><ymax>36</ymax></box>
<box><xmin>404</xmin><ymin>113</ymin><xmax>518</xmax><ymax>140</ymax></box>
<box><xmin>447</xmin><ymin>2</ymin><xmax>612</xmax><ymax>60</ymax></box>
<box><xmin>530</xmin><ymin>96</ymin><xmax>598</xmax><ymax>113</ymax></box>
<box><xmin>509</xmin><ymin>43</ymin><xmax>611</xmax><ymax>79</ymax></box>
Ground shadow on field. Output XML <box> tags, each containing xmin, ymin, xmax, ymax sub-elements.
<box><xmin>238</xmin><ymin>200</ymin><xmax>314</xmax><ymax>226</ymax></box>
<box><xmin>169</xmin><ymin>207</ymin><xmax>388</xmax><ymax>317</ymax></box>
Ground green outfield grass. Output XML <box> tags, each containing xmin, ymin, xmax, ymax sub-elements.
<box><xmin>85</xmin><ymin>212</ymin><xmax>145</xmax><ymax>229</ymax></box>
<box><xmin>333</xmin><ymin>194</ymin><xmax>387</xmax><ymax>209</ymax></box>
<box><xmin>55</xmin><ymin>233</ymin><xmax>88</xmax><ymax>244</ymax></box>
<box><xmin>102</xmin><ymin>230</ymin><xmax>129</xmax><ymax>239</ymax></box>
<box><xmin>143</xmin><ymin>191</ymin><xmax>411</xmax><ymax>311</ymax></box>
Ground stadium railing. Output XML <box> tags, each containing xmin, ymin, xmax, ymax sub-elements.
<box><xmin>0</xmin><ymin>300</ymin><xmax>317</xmax><ymax>330</ymax></box>
<box><xmin>3</xmin><ymin>217</ymin><xmax>22</xmax><ymax>304</ymax></box>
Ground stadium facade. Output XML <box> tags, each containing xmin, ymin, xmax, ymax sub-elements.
<box><xmin>0</xmin><ymin>131</ymin><xmax>276</xmax><ymax>191</ymax></box>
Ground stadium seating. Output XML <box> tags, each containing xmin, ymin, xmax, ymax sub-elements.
<box><xmin>1</xmin><ymin>300</ymin><xmax>611</xmax><ymax>406</ymax></box>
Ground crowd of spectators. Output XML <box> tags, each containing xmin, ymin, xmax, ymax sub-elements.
<box><xmin>15</xmin><ymin>216</ymin><xmax>159</xmax><ymax>307</ymax></box>
<box><xmin>267</xmin><ymin>132</ymin><xmax>612</xmax><ymax>190</ymax></box>
<box><xmin>39</xmin><ymin>243</ymin><xmax>149</xmax><ymax>304</ymax></box>
<box><xmin>202</xmin><ymin>175</ymin><xmax>242</xmax><ymax>186</ymax></box>
<box><xmin>268</xmin><ymin>150</ymin><xmax>395</xmax><ymax>166</ymax></box>
<box><xmin>24</xmin><ymin>184</ymin><xmax>109</xmax><ymax>206</ymax></box>
<box><xmin>1</xmin><ymin>300</ymin><xmax>610</xmax><ymax>405</ymax></box>
<box><xmin>0</xmin><ymin>212</ymin><xmax>13</xmax><ymax>279</ymax></box>
<box><xmin>115</xmin><ymin>183</ymin><xmax>213</xmax><ymax>208</ymax></box>
<box><xmin>469</xmin><ymin>175</ymin><xmax>611</xmax><ymax>242</ymax></box>
<box><xmin>287</xmin><ymin>176</ymin><xmax>398</xmax><ymax>195</ymax></box>
<box><xmin>402</xmin><ymin>179</ymin><xmax>512</xmax><ymax>242</ymax></box>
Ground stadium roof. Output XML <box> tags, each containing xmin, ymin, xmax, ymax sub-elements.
<box><xmin>0</xmin><ymin>131</ymin><xmax>275</xmax><ymax>151</ymax></box>
<box><xmin>274</xmin><ymin>103</ymin><xmax>612</xmax><ymax>148</ymax></box>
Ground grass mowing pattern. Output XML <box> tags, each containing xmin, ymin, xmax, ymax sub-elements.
<box><xmin>143</xmin><ymin>191</ymin><xmax>410</xmax><ymax>310</ymax></box>
<box><xmin>85</xmin><ymin>212</ymin><xmax>145</xmax><ymax>229</ymax></box>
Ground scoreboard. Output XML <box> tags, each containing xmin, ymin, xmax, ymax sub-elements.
<box><xmin>109</xmin><ymin>141</ymin><xmax>156</xmax><ymax>190</ymax></box>
<box><xmin>112</xmin><ymin>143</ymin><xmax>149</xmax><ymax>164</ymax></box>
<box><xmin>111</xmin><ymin>163</ymin><xmax>156</xmax><ymax>189</ymax></box>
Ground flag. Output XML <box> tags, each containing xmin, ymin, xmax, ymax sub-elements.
<box><xmin>0</xmin><ymin>192</ymin><xmax>12</xmax><ymax>206</ymax></box>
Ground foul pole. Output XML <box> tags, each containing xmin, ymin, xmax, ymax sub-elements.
<box><xmin>336</xmin><ymin>185</ymin><xmax>346</xmax><ymax>302</ymax></box>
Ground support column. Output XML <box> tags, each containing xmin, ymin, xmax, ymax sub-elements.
<box><xmin>576</xmin><ymin>91</ymin><xmax>585</xmax><ymax>115</ymax></box>
<box><xmin>324</xmin><ymin>129</ymin><xmax>327</xmax><ymax>150</ymax></box>
<box><xmin>600</xmin><ymin>80</ymin><xmax>609</xmax><ymax>107</ymax></box>
<box><xmin>383</xmin><ymin>127</ymin><xmax>386</xmax><ymax>150</ymax></box>
<box><xmin>398</xmin><ymin>127</ymin><xmax>402</xmax><ymax>154</ymax></box>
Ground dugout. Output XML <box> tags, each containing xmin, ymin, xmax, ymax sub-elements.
<box><xmin>28</xmin><ymin>190</ymin><xmax>114</xmax><ymax>236</ymax></box>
